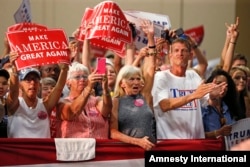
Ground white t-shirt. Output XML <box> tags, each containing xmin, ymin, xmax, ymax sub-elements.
<box><xmin>152</xmin><ymin>69</ymin><xmax>205</xmax><ymax>139</ymax></box>
<box><xmin>8</xmin><ymin>97</ymin><xmax>50</xmax><ymax>138</ymax></box>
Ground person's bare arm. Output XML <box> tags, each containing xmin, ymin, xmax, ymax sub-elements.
<box><xmin>132</xmin><ymin>47</ymin><xmax>147</xmax><ymax>67</ymax></box>
<box><xmin>81</xmin><ymin>23</ymin><xmax>94</xmax><ymax>72</ymax></box>
<box><xmin>110</xmin><ymin>98</ymin><xmax>155</xmax><ymax>150</ymax></box>
<box><xmin>125</xmin><ymin>43</ymin><xmax>135</xmax><ymax>65</ymax></box>
<box><xmin>140</xmin><ymin>19</ymin><xmax>156</xmax><ymax>109</ymax></box>
<box><xmin>220</xmin><ymin>29</ymin><xmax>231</xmax><ymax>67</ymax></box>
<box><xmin>6</xmin><ymin>52</ymin><xmax>19</xmax><ymax>115</ymax></box>
<box><xmin>221</xmin><ymin>17</ymin><xmax>239</xmax><ymax>70</ymax></box>
<box><xmin>192</xmin><ymin>47</ymin><xmax>208</xmax><ymax>77</ymax></box>
<box><xmin>159</xmin><ymin>82</ymin><xmax>226</xmax><ymax>112</ymax></box>
<box><xmin>82</xmin><ymin>39</ymin><xmax>92</xmax><ymax>73</ymax></box>
<box><xmin>222</xmin><ymin>19</ymin><xmax>239</xmax><ymax>72</ymax></box>
<box><xmin>58</xmin><ymin>71</ymin><xmax>102</xmax><ymax>120</ymax></box>
<box><xmin>96</xmin><ymin>73</ymin><xmax>112</xmax><ymax>118</ymax></box>
<box><xmin>205</xmin><ymin>125</ymin><xmax>232</xmax><ymax>138</ymax></box>
<box><xmin>44</xmin><ymin>63</ymin><xmax>69</xmax><ymax>115</ymax></box>
<box><xmin>113</xmin><ymin>54</ymin><xmax>122</xmax><ymax>74</ymax></box>
<box><xmin>57</xmin><ymin>86</ymin><xmax>92</xmax><ymax>120</ymax></box>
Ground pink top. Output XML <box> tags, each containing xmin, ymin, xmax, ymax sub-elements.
<box><xmin>59</xmin><ymin>95</ymin><xmax>109</xmax><ymax>139</ymax></box>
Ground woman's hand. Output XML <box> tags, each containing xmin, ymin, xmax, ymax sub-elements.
<box><xmin>9</xmin><ymin>51</ymin><xmax>18</xmax><ymax>66</ymax></box>
<box><xmin>136</xmin><ymin>136</ymin><xmax>155</xmax><ymax>150</ymax></box>
<box><xmin>87</xmin><ymin>70</ymin><xmax>104</xmax><ymax>88</ymax></box>
<box><xmin>101</xmin><ymin>73</ymin><xmax>109</xmax><ymax>94</ymax></box>
<box><xmin>225</xmin><ymin>17</ymin><xmax>239</xmax><ymax>40</ymax></box>
<box><xmin>218</xmin><ymin>125</ymin><xmax>232</xmax><ymax>136</ymax></box>
<box><xmin>140</xmin><ymin>19</ymin><xmax>154</xmax><ymax>37</ymax></box>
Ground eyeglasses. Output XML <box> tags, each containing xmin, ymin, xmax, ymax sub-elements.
<box><xmin>71</xmin><ymin>75</ymin><xmax>88</xmax><ymax>80</ymax></box>
<box><xmin>233</xmin><ymin>76</ymin><xmax>247</xmax><ymax>81</ymax></box>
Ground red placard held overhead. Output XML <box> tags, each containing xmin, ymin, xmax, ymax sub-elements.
<box><xmin>8</xmin><ymin>22</ymin><xmax>48</xmax><ymax>32</ymax></box>
<box><xmin>77</xmin><ymin>1</ymin><xmax>132</xmax><ymax>57</ymax></box>
<box><xmin>7</xmin><ymin>29</ymin><xmax>70</xmax><ymax>70</ymax></box>
<box><xmin>77</xmin><ymin>8</ymin><xmax>93</xmax><ymax>41</ymax></box>
<box><xmin>184</xmin><ymin>25</ymin><xmax>204</xmax><ymax>46</ymax></box>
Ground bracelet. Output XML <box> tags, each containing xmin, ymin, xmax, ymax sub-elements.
<box><xmin>230</xmin><ymin>41</ymin><xmax>236</xmax><ymax>44</ymax></box>
<box><xmin>214</xmin><ymin>130</ymin><xmax>217</xmax><ymax>138</ymax></box>
<box><xmin>148</xmin><ymin>45</ymin><xmax>156</xmax><ymax>49</ymax></box>
<box><xmin>147</xmin><ymin>50</ymin><xmax>157</xmax><ymax>56</ymax></box>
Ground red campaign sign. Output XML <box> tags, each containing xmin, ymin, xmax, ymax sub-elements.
<box><xmin>77</xmin><ymin>1</ymin><xmax>132</xmax><ymax>55</ymax></box>
<box><xmin>113</xmin><ymin>48</ymin><xmax>126</xmax><ymax>58</ymax></box>
<box><xmin>90</xmin><ymin>45</ymin><xmax>107</xmax><ymax>57</ymax></box>
<box><xmin>89</xmin><ymin>37</ymin><xmax>126</xmax><ymax>57</ymax></box>
<box><xmin>6</xmin><ymin>29</ymin><xmax>70</xmax><ymax>70</ymax></box>
<box><xmin>8</xmin><ymin>22</ymin><xmax>48</xmax><ymax>32</ymax></box>
<box><xmin>77</xmin><ymin>8</ymin><xmax>94</xmax><ymax>41</ymax></box>
<box><xmin>184</xmin><ymin>25</ymin><xmax>204</xmax><ymax>46</ymax></box>
<box><xmin>87</xmin><ymin>1</ymin><xmax>132</xmax><ymax>43</ymax></box>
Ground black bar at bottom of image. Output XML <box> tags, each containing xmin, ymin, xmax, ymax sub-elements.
<box><xmin>145</xmin><ymin>151</ymin><xmax>250</xmax><ymax>167</ymax></box>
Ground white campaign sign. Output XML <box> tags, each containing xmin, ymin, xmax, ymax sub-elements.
<box><xmin>124</xmin><ymin>10</ymin><xmax>171</xmax><ymax>29</ymax></box>
<box><xmin>14</xmin><ymin>0</ymin><xmax>32</xmax><ymax>23</ymax></box>
<box><xmin>124</xmin><ymin>10</ymin><xmax>171</xmax><ymax>50</ymax></box>
<box><xmin>224</xmin><ymin>118</ymin><xmax>250</xmax><ymax>150</ymax></box>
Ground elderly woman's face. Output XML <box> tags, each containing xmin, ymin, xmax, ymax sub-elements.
<box><xmin>68</xmin><ymin>71</ymin><xmax>88</xmax><ymax>91</ymax></box>
<box><xmin>120</xmin><ymin>73</ymin><xmax>143</xmax><ymax>95</ymax></box>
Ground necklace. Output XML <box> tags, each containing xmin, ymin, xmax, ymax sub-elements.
<box><xmin>213</xmin><ymin>105</ymin><xmax>226</xmax><ymax>126</ymax></box>
<box><xmin>27</xmin><ymin>98</ymin><xmax>37</xmax><ymax>109</ymax></box>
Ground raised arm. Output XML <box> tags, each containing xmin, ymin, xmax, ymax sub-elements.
<box><xmin>125</xmin><ymin>22</ymin><xmax>137</xmax><ymax>66</ymax></box>
<box><xmin>124</xmin><ymin>43</ymin><xmax>136</xmax><ymax>65</ymax></box>
<box><xmin>81</xmin><ymin>39</ymin><xmax>92</xmax><ymax>73</ymax></box>
<box><xmin>96</xmin><ymin>72</ymin><xmax>112</xmax><ymax>118</ymax></box>
<box><xmin>81</xmin><ymin>23</ymin><xmax>94</xmax><ymax>73</ymax></box>
<box><xmin>139</xmin><ymin>19</ymin><xmax>156</xmax><ymax>109</ymax></box>
<box><xmin>222</xmin><ymin>18</ymin><xmax>240</xmax><ymax>72</ymax></box>
<box><xmin>58</xmin><ymin>70</ymin><xmax>102</xmax><ymax>120</ymax></box>
<box><xmin>132</xmin><ymin>47</ymin><xmax>147</xmax><ymax>67</ymax></box>
<box><xmin>220</xmin><ymin>17</ymin><xmax>239</xmax><ymax>71</ymax></box>
<box><xmin>187</xmin><ymin>35</ymin><xmax>208</xmax><ymax>78</ymax></box>
<box><xmin>44</xmin><ymin>63</ymin><xmax>69</xmax><ymax>115</ymax></box>
<box><xmin>6</xmin><ymin>52</ymin><xmax>19</xmax><ymax>115</ymax></box>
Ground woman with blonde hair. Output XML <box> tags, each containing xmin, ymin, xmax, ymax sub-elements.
<box><xmin>230</xmin><ymin>65</ymin><xmax>250</xmax><ymax>118</ymax></box>
<box><xmin>110</xmin><ymin>19</ymin><xmax>156</xmax><ymax>150</ymax></box>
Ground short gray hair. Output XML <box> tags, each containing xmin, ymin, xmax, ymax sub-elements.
<box><xmin>67</xmin><ymin>62</ymin><xmax>89</xmax><ymax>80</ymax></box>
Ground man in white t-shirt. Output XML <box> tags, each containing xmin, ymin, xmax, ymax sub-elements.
<box><xmin>152</xmin><ymin>38</ymin><xmax>226</xmax><ymax>139</ymax></box>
